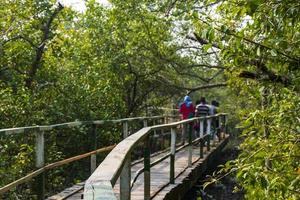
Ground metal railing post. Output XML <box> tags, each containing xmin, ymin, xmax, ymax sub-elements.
<box><xmin>35</xmin><ymin>130</ymin><xmax>45</xmax><ymax>200</ymax></box>
<box><xmin>144</xmin><ymin>135</ymin><xmax>151</xmax><ymax>200</ymax></box>
<box><xmin>170</xmin><ymin>127</ymin><xmax>176</xmax><ymax>184</ymax></box>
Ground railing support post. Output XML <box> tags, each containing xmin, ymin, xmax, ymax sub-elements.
<box><xmin>164</xmin><ymin>116</ymin><xmax>168</xmax><ymax>124</ymax></box>
<box><xmin>207</xmin><ymin>118</ymin><xmax>211</xmax><ymax>136</ymax></box>
<box><xmin>123</xmin><ymin>121</ymin><xmax>129</xmax><ymax>139</ymax></box>
<box><xmin>35</xmin><ymin>130</ymin><xmax>45</xmax><ymax>200</ymax></box>
<box><xmin>120</xmin><ymin>155</ymin><xmax>131</xmax><ymax>200</ymax></box>
<box><xmin>170</xmin><ymin>127</ymin><xmax>176</xmax><ymax>184</ymax></box>
<box><xmin>199</xmin><ymin>119</ymin><xmax>204</xmax><ymax>138</ymax></box>
<box><xmin>217</xmin><ymin>116</ymin><xmax>222</xmax><ymax>142</ymax></box>
<box><xmin>211</xmin><ymin>117</ymin><xmax>216</xmax><ymax>146</ymax></box>
<box><xmin>207</xmin><ymin>135</ymin><xmax>210</xmax><ymax>152</ymax></box>
<box><xmin>220</xmin><ymin>115</ymin><xmax>226</xmax><ymax>138</ymax></box>
<box><xmin>200</xmin><ymin>139</ymin><xmax>204</xmax><ymax>159</ymax></box>
<box><xmin>120</xmin><ymin>121</ymin><xmax>131</xmax><ymax>200</ymax></box>
<box><xmin>90</xmin><ymin>124</ymin><xmax>97</xmax><ymax>173</ymax></box>
<box><xmin>181</xmin><ymin>123</ymin><xmax>186</xmax><ymax>145</ymax></box>
<box><xmin>224</xmin><ymin>115</ymin><xmax>228</xmax><ymax>135</ymax></box>
<box><xmin>188</xmin><ymin>123</ymin><xmax>193</xmax><ymax>167</ymax></box>
<box><xmin>144</xmin><ymin>135</ymin><xmax>151</xmax><ymax>200</ymax></box>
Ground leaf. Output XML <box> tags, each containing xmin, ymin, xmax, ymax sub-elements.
<box><xmin>270</xmin><ymin>49</ymin><xmax>277</xmax><ymax>56</ymax></box>
<box><xmin>256</xmin><ymin>47</ymin><xmax>261</xmax><ymax>56</ymax></box>
<box><xmin>203</xmin><ymin>43</ymin><xmax>212</xmax><ymax>52</ymax></box>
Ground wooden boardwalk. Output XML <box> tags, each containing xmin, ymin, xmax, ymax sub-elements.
<box><xmin>47</xmin><ymin>135</ymin><xmax>229</xmax><ymax>200</ymax></box>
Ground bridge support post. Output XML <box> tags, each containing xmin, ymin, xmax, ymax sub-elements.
<box><xmin>34</xmin><ymin>130</ymin><xmax>45</xmax><ymax>200</ymax></box>
<box><xmin>144</xmin><ymin>135</ymin><xmax>151</xmax><ymax>200</ymax></box>
<box><xmin>188</xmin><ymin>123</ymin><xmax>193</xmax><ymax>167</ymax></box>
<box><xmin>120</xmin><ymin>155</ymin><xmax>131</xmax><ymax>200</ymax></box>
<box><xmin>170</xmin><ymin>127</ymin><xmax>176</xmax><ymax>184</ymax></box>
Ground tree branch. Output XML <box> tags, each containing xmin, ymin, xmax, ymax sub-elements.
<box><xmin>199</xmin><ymin>19</ymin><xmax>299</xmax><ymax>62</ymax></box>
<box><xmin>2</xmin><ymin>35</ymin><xmax>37</xmax><ymax>48</ymax></box>
<box><xmin>165</xmin><ymin>0</ymin><xmax>180</xmax><ymax>17</ymax></box>
<box><xmin>25</xmin><ymin>3</ymin><xmax>63</xmax><ymax>88</ymax></box>
<box><xmin>193</xmin><ymin>0</ymin><xmax>223</xmax><ymax>10</ymax></box>
<box><xmin>187</xmin><ymin>33</ymin><xmax>221</xmax><ymax>49</ymax></box>
<box><xmin>187</xmin><ymin>82</ymin><xmax>227</xmax><ymax>94</ymax></box>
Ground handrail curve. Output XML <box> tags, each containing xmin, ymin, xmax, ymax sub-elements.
<box><xmin>84</xmin><ymin>113</ymin><xmax>227</xmax><ymax>199</ymax></box>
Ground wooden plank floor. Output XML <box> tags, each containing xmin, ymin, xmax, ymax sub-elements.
<box><xmin>47</xmin><ymin>138</ymin><xmax>224</xmax><ymax>200</ymax></box>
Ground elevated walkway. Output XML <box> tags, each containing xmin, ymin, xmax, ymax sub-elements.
<box><xmin>48</xmin><ymin>134</ymin><xmax>229</xmax><ymax>200</ymax></box>
<box><xmin>0</xmin><ymin>113</ymin><xmax>229</xmax><ymax>200</ymax></box>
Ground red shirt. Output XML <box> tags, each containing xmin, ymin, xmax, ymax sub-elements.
<box><xmin>179</xmin><ymin>103</ymin><xmax>195</xmax><ymax>120</ymax></box>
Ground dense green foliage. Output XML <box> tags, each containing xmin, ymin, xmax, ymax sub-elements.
<box><xmin>0</xmin><ymin>0</ymin><xmax>299</xmax><ymax>199</ymax></box>
<box><xmin>173</xmin><ymin>0</ymin><xmax>300</xmax><ymax>199</ymax></box>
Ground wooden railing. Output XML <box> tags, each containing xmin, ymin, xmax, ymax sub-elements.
<box><xmin>83</xmin><ymin>113</ymin><xmax>228</xmax><ymax>200</ymax></box>
<box><xmin>0</xmin><ymin>115</ymin><xmax>180</xmax><ymax>199</ymax></box>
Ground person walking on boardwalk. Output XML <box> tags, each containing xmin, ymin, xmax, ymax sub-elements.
<box><xmin>179</xmin><ymin>95</ymin><xmax>195</xmax><ymax>144</ymax></box>
<box><xmin>210</xmin><ymin>100</ymin><xmax>219</xmax><ymax>141</ymax></box>
<box><xmin>179</xmin><ymin>95</ymin><xmax>195</xmax><ymax>120</ymax></box>
<box><xmin>195</xmin><ymin>97</ymin><xmax>210</xmax><ymax>137</ymax></box>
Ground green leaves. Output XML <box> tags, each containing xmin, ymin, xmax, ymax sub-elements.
<box><xmin>256</xmin><ymin>46</ymin><xmax>261</xmax><ymax>56</ymax></box>
<box><xmin>270</xmin><ymin>49</ymin><xmax>277</xmax><ymax>57</ymax></box>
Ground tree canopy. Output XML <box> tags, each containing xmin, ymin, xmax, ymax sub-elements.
<box><xmin>0</xmin><ymin>0</ymin><xmax>299</xmax><ymax>199</ymax></box>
